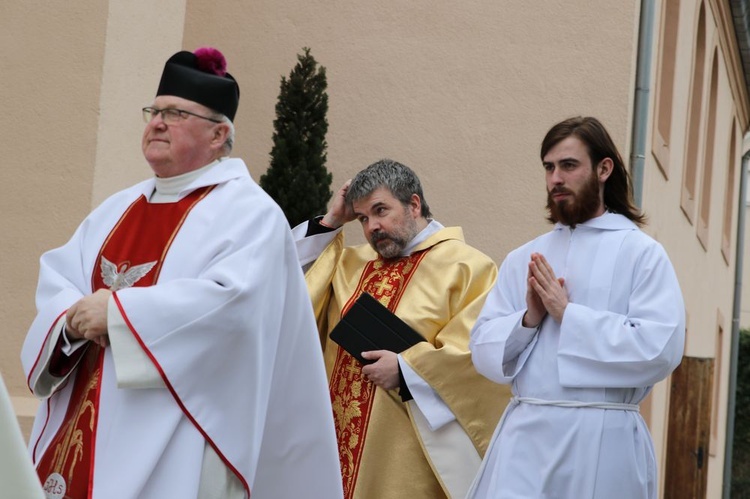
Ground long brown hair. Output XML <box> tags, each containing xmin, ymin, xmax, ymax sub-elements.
<box><xmin>540</xmin><ymin>116</ymin><xmax>646</xmax><ymax>226</ymax></box>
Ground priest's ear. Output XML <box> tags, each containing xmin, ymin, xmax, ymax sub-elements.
<box><xmin>597</xmin><ymin>158</ymin><xmax>614</xmax><ymax>183</ymax></box>
<box><xmin>210</xmin><ymin>122</ymin><xmax>231</xmax><ymax>150</ymax></box>
<box><xmin>408</xmin><ymin>193</ymin><xmax>423</xmax><ymax>218</ymax></box>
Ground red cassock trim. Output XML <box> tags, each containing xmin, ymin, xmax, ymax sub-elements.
<box><xmin>31</xmin><ymin>398</ymin><xmax>53</xmax><ymax>465</ymax></box>
<box><xmin>113</xmin><ymin>293</ymin><xmax>250</xmax><ymax>495</ymax></box>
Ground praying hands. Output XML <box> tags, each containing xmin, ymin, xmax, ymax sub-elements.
<box><xmin>523</xmin><ymin>252</ymin><xmax>568</xmax><ymax>327</ymax></box>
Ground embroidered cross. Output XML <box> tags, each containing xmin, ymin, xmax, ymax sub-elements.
<box><xmin>374</xmin><ymin>276</ymin><xmax>393</xmax><ymax>295</ymax></box>
<box><xmin>345</xmin><ymin>361</ymin><xmax>361</xmax><ymax>379</ymax></box>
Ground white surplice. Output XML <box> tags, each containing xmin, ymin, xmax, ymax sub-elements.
<box><xmin>469</xmin><ymin>212</ymin><xmax>685</xmax><ymax>499</ymax></box>
<box><xmin>0</xmin><ymin>374</ymin><xmax>45</xmax><ymax>499</ymax></box>
<box><xmin>21</xmin><ymin>158</ymin><xmax>343</xmax><ymax>499</ymax></box>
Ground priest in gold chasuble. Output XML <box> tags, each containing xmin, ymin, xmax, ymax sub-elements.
<box><xmin>294</xmin><ymin>159</ymin><xmax>512</xmax><ymax>499</ymax></box>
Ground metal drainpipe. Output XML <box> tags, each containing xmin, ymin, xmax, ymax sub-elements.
<box><xmin>629</xmin><ymin>0</ymin><xmax>655</xmax><ymax>207</ymax></box>
<box><xmin>723</xmin><ymin>149</ymin><xmax>749</xmax><ymax>498</ymax></box>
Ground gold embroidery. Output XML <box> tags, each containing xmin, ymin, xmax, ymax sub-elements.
<box><xmin>330</xmin><ymin>251</ymin><xmax>429</xmax><ymax>498</ymax></box>
<box><xmin>331</xmin><ymin>353</ymin><xmax>374</xmax><ymax>496</ymax></box>
<box><xmin>48</xmin><ymin>355</ymin><xmax>101</xmax><ymax>482</ymax></box>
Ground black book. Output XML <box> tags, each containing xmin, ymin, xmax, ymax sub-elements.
<box><xmin>329</xmin><ymin>292</ymin><xmax>426</xmax><ymax>365</ymax></box>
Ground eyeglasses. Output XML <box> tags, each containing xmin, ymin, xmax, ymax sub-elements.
<box><xmin>142</xmin><ymin>107</ymin><xmax>222</xmax><ymax>124</ymax></box>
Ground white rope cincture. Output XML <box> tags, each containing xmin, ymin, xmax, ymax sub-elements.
<box><xmin>513</xmin><ymin>396</ymin><xmax>640</xmax><ymax>412</ymax></box>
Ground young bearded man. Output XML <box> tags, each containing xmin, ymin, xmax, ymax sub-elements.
<box><xmin>468</xmin><ymin>116</ymin><xmax>685</xmax><ymax>499</ymax></box>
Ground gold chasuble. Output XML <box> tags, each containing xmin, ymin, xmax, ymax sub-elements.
<box><xmin>35</xmin><ymin>186</ymin><xmax>212</xmax><ymax>499</ymax></box>
<box><xmin>306</xmin><ymin>226</ymin><xmax>511</xmax><ymax>499</ymax></box>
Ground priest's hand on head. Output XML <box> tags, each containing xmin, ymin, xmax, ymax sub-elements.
<box><xmin>361</xmin><ymin>350</ymin><xmax>399</xmax><ymax>390</ymax></box>
<box><xmin>321</xmin><ymin>179</ymin><xmax>355</xmax><ymax>229</ymax></box>
<box><xmin>66</xmin><ymin>289</ymin><xmax>112</xmax><ymax>348</ymax></box>
<box><xmin>527</xmin><ymin>252</ymin><xmax>568</xmax><ymax>323</ymax></box>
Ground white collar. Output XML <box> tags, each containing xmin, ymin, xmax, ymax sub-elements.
<box><xmin>401</xmin><ymin>219</ymin><xmax>444</xmax><ymax>256</ymax></box>
<box><xmin>554</xmin><ymin>211</ymin><xmax>638</xmax><ymax>232</ymax></box>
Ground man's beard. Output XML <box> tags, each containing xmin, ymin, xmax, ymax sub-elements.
<box><xmin>369</xmin><ymin>216</ymin><xmax>419</xmax><ymax>259</ymax></box>
<box><xmin>546</xmin><ymin>170</ymin><xmax>602</xmax><ymax>227</ymax></box>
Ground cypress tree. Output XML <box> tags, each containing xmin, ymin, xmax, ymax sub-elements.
<box><xmin>260</xmin><ymin>47</ymin><xmax>332</xmax><ymax>226</ymax></box>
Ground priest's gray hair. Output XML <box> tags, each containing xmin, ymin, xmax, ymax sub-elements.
<box><xmin>345</xmin><ymin>159</ymin><xmax>432</xmax><ymax>218</ymax></box>
<box><xmin>218</xmin><ymin>114</ymin><xmax>235</xmax><ymax>153</ymax></box>
<box><xmin>206</xmin><ymin>110</ymin><xmax>235</xmax><ymax>153</ymax></box>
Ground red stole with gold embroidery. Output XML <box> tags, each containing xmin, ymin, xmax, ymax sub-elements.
<box><xmin>36</xmin><ymin>186</ymin><xmax>212</xmax><ymax>499</ymax></box>
<box><xmin>329</xmin><ymin>250</ymin><xmax>430</xmax><ymax>498</ymax></box>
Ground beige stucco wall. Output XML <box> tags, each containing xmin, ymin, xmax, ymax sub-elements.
<box><xmin>91</xmin><ymin>1</ymin><xmax>189</xmax><ymax>206</ymax></box>
<box><xmin>182</xmin><ymin>0</ymin><xmax>640</xmax><ymax>260</ymax></box>
<box><xmin>0</xmin><ymin>0</ymin><xmax>189</xmax><ymax>435</ymax></box>
<box><xmin>0</xmin><ymin>1</ymin><xmax>108</xmax><ymax>435</ymax></box>
<box><xmin>2</xmin><ymin>0</ymin><xmax>746</xmax><ymax>496</ymax></box>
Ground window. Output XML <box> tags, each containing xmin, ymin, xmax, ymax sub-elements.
<box><xmin>697</xmin><ymin>51</ymin><xmax>718</xmax><ymax>248</ymax></box>
<box><xmin>681</xmin><ymin>3</ymin><xmax>707</xmax><ymax>223</ymax></box>
<box><xmin>652</xmin><ymin>0</ymin><xmax>681</xmax><ymax>177</ymax></box>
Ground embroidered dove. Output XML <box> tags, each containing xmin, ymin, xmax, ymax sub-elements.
<box><xmin>100</xmin><ymin>256</ymin><xmax>157</xmax><ymax>291</ymax></box>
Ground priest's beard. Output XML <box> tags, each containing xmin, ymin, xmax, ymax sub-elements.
<box><xmin>369</xmin><ymin>215</ymin><xmax>419</xmax><ymax>260</ymax></box>
<box><xmin>546</xmin><ymin>170</ymin><xmax>603</xmax><ymax>227</ymax></box>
